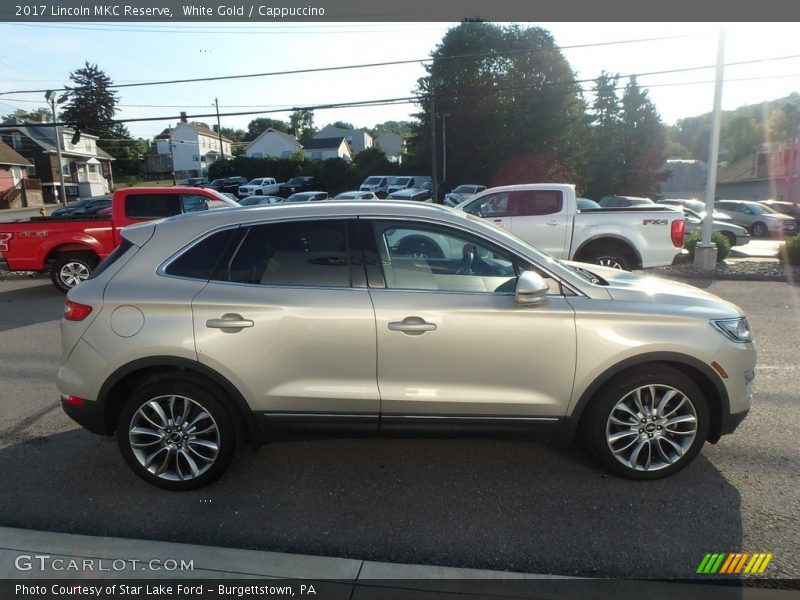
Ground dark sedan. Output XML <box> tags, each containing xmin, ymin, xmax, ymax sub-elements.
<box><xmin>50</xmin><ymin>196</ymin><xmax>111</xmax><ymax>217</ymax></box>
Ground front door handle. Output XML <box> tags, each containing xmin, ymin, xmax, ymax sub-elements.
<box><xmin>206</xmin><ymin>314</ymin><xmax>254</xmax><ymax>331</ymax></box>
<box><xmin>388</xmin><ymin>316</ymin><xmax>437</xmax><ymax>335</ymax></box>
<box><xmin>546</xmin><ymin>220</ymin><xmax>560</xmax><ymax>226</ymax></box>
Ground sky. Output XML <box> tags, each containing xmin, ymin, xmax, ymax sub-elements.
<box><xmin>0</xmin><ymin>22</ymin><xmax>798</xmax><ymax>142</ymax></box>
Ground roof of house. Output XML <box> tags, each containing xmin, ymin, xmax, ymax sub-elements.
<box><xmin>156</xmin><ymin>122</ymin><xmax>233</xmax><ymax>143</ymax></box>
<box><xmin>245</xmin><ymin>128</ymin><xmax>302</xmax><ymax>150</ymax></box>
<box><xmin>717</xmin><ymin>154</ymin><xmax>764</xmax><ymax>184</ymax></box>
<box><xmin>0</xmin><ymin>140</ymin><xmax>32</xmax><ymax>167</ymax></box>
<box><xmin>302</xmin><ymin>137</ymin><xmax>348</xmax><ymax>150</ymax></box>
<box><xmin>0</xmin><ymin>118</ymin><xmax>113</xmax><ymax>160</ymax></box>
<box><xmin>316</xmin><ymin>126</ymin><xmax>372</xmax><ymax>141</ymax></box>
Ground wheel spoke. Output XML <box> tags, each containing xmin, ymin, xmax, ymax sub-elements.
<box><xmin>655</xmin><ymin>438</ymin><xmax>677</xmax><ymax>464</ymax></box>
<box><xmin>661</xmin><ymin>396</ymin><xmax>687</xmax><ymax>419</ymax></box>
<box><xmin>129</xmin><ymin>394</ymin><xmax>220</xmax><ymax>482</ymax></box>
<box><xmin>608</xmin><ymin>430</ymin><xmax>638</xmax><ymax>444</ymax></box>
<box><xmin>627</xmin><ymin>438</ymin><xmax>648</xmax><ymax>468</ymax></box>
<box><xmin>656</xmin><ymin>389</ymin><xmax>678</xmax><ymax>416</ymax></box>
<box><xmin>632</xmin><ymin>389</ymin><xmax>648</xmax><ymax>417</ymax></box>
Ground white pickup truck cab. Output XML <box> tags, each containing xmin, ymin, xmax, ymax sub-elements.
<box><xmin>457</xmin><ymin>184</ymin><xmax>685</xmax><ymax>270</ymax></box>
<box><xmin>237</xmin><ymin>177</ymin><xmax>280</xmax><ymax>198</ymax></box>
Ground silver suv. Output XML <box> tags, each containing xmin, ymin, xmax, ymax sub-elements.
<box><xmin>58</xmin><ymin>202</ymin><xmax>756</xmax><ymax>489</ymax></box>
<box><xmin>714</xmin><ymin>199</ymin><xmax>797</xmax><ymax>238</ymax></box>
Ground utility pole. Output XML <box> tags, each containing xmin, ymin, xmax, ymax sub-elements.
<box><xmin>429</xmin><ymin>90</ymin><xmax>439</xmax><ymax>204</ymax></box>
<box><xmin>215</xmin><ymin>97</ymin><xmax>225</xmax><ymax>161</ymax></box>
<box><xmin>45</xmin><ymin>90</ymin><xmax>68</xmax><ymax>207</ymax></box>
<box><xmin>168</xmin><ymin>124</ymin><xmax>176</xmax><ymax>186</ymax></box>
<box><xmin>441</xmin><ymin>112</ymin><xmax>450</xmax><ymax>186</ymax></box>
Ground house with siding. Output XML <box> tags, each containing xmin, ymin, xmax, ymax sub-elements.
<box><xmin>315</xmin><ymin>125</ymin><xmax>372</xmax><ymax>154</ymax></box>
<box><xmin>716</xmin><ymin>141</ymin><xmax>799</xmax><ymax>202</ymax></box>
<box><xmin>373</xmin><ymin>131</ymin><xmax>405</xmax><ymax>163</ymax></box>
<box><xmin>302</xmin><ymin>137</ymin><xmax>352</xmax><ymax>162</ymax></box>
<box><xmin>148</xmin><ymin>117</ymin><xmax>233</xmax><ymax>178</ymax></box>
<box><xmin>0</xmin><ymin>140</ymin><xmax>40</xmax><ymax>209</ymax></box>
<box><xmin>244</xmin><ymin>128</ymin><xmax>303</xmax><ymax>159</ymax></box>
<box><xmin>0</xmin><ymin>117</ymin><xmax>113</xmax><ymax>202</ymax></box>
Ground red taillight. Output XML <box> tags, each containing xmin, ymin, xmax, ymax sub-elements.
<box><xmin>63</xmin><ymin>395</ymin><xmax>85</xmax><ymax>407</ymax></box>
<box><xmin>64</xmin><ymin>300</ymin><xmax>93</xmax><ymax>321</ymax></box>
<box><xmin>671</xmin><ymin>219</ymin><xmax>685</xmax><ymax>248</ymax></box>
<box><xmin>0</xmin><ymin>232</ymin><xmax>12</xmax><ymax>253</ymax></box>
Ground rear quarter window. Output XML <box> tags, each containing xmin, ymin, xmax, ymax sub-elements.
<box><xmin>164</xmin><ymin>229</ymin><xmax>239</xmax><ymax>280</ymax></box>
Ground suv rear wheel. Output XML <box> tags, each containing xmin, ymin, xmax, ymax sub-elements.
<box><xmin>582</xmin><ymin>366</ymin><xmax>709</xmax><ymax>480</ymax></box>
<box><xmin>117</xmin><ymin>379</ymin><xmax>237</xmax><ymax>490</ymax></box>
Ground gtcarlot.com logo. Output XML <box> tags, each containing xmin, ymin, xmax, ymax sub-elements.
<box><xmin>696</xmin><ymin>552</ymin><xmax>773</xmax><ymax>574</ymax></box>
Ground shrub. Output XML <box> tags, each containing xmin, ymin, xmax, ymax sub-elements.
<box><xmin>777</xmin><ymin>234</ymin><xmax>800</xmax><ymax>265</ymax></box>
<box><xmin>683</xmin><ymin>231</ymin><xmax>731</xmax><ymax>262</ymax></box>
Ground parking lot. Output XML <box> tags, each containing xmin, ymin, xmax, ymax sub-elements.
<box><xmin>0</xmin><ymin>274</ymin><xmax>798</xmax><ymax>580</ymax></box>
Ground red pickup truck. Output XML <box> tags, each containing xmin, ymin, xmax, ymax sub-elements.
<box><xmin>0</xmin><ymin>187</ymin><xmax>239</xmax><ymax>292</ymax></box>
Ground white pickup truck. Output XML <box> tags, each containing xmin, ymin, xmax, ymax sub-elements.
<box><xmin>237</xmin><ymin>177</ymin><xmax>281</xmax><ymax>198</ymax></box>
<box><xmin>456</xmin><ymin>183</ymin><xmax>685</xmax><ymax>270</ymax></box>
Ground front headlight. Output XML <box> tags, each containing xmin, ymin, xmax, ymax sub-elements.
<box><xmin>711</xmin><ymin>317</ymin><xmax>752</xmax><ymax>343</ymax></box>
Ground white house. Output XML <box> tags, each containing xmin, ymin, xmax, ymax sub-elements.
<box><xmin>244</xmin><ymin>128</ymin><xmax>303</xmax><ymax>159</ymax></box>
<box><xmin>315</xmin><ymin>126</ymin><xmax>372</xmax><ymax>154</ymax></box>
<box><xmin>302</xmin><ymin>137</ymin><xmax>353</xmax><ymax>162</ymax></box>
<box><xmin>152</xmin><ymin>120</ymin><xmax>232</xmax><ymax>178</ymax></box>
<box><xmin>373</xmin><ymin>131</ymin><xmax>405</xmax><ymax>163</ymax></box>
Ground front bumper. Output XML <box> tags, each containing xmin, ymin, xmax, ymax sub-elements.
<box><xmin>719</xmin><ymin>409</ymin><xmax>749</xmax><ymax>436</ymax></box>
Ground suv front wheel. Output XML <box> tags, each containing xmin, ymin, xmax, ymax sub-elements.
<box><xmin>582</xmin><ymin>366</ymin><xmax>709</xmax><ymax>479</ymax></box>
<box><xmin>117</xmin><ymin>379</ymin><xmax>237</xmax><ymax>490</ymax></box>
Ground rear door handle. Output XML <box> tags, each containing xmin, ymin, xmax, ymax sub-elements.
<box><xmin>206</xmin><ymin>314</ymin><xmax>254</xmax><ymax>330</ymax></box>
<box><xmin>388</xmin><ymin>316</ymin><xmax>437</xmax><ymax>335</ymax></box>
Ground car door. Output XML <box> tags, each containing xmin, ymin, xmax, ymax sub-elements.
<box><xmin>461</xmin><ymin>191</ymin><xmax>513</xmax><ymax>230</ymax></box>
<box><xmin>507</xmin><ymin>189</ymin><xmax>569</xmax><ymax>258</ymax></box>
<box><xmin>364</xmin><ymin>219</ymin><xmax>577</xmax><ymax>432</ymax></box>
<box><xmin>190</xmin><ymin>218</ymin><xmax>379</xmax><ymax>434</ymax></box>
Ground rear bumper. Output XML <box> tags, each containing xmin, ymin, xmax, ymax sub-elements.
<box><xmin>61</xmin><ymin>395</ymin><xmax>110</xmax><ymax>435</ymax></box>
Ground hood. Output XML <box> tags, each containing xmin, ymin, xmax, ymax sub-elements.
<box><xmin>766</xmin><ymin>213</ymin><xmax>795</xmax><ymax>221</ymax></box>
<box><xmin>562</xmin><ymin>261</ymin><xmax>743</xmax><ymax>318</ymax></box>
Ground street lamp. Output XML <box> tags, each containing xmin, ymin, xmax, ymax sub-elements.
<box><xmin>45</xmin><ymin>90</ymin><xmax>70</xmax><ymax>207</ymax></box>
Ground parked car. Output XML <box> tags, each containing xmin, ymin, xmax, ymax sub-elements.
<box><xmin>598</xmin><ymin>195</ymin><xmax>655</xmax><ymax>208</ymax></box>
<box><xmin>207</xmin><ymin>177</ymin><xmax>248</xmax><ymax>195</ymax></box>
<box><xmin>333</xmin><ymin>191</ymin><xmax>377</xmax><ymax>200</ymax></box>
<box><xmin>679</xmin><ymin>207</ymin><xmax>750</xmax><ymax>246</ymax></box>
<box><xmin>456</xmin><ymin>184</ymin><xmax>685</xmax><ymax>270</ymax></box>
<box><xmin>278</xmin><ymin>176</ymin><xmax>317</xmax><ymax>197</ymax></box>
<box><xmin>237</xmin><ymin>178</ymin><xmax>280</xmax><ymax>198</ymax></box>
<box><xmin>238</xmin><ymin>195</ymin><xmax>284</xmax><ymax>206</ymax></box>
<box><xmin>714</xmin><ymin>199</ymin><xmax>797</xmax><ymax>238</ymax></box>
<box><xmin>175</xmin><ymin>177</ymin><xmax>209</xmax><ymax>187</ymax></box>
<box><xmin>58</xmin><ymin>200</ymin><xmax>756</xmax><ymax>490</ymax></box>
<box><xmin>386</xmin><ymin>175</ymin><xmax>432</xmax><ymax>195</ymax></box>
<box><xmin>659</xmin><ymin>198</ymin><xmax>732</xmax><ymax>221</ymax></box>
<box><xmin>359</xmin><ymin>176</ymin><xmax>392</xmax><ymax>198</ymax></box>
<box><xmin>0</xmin><ymin>187</ymin><xmax>240</xmax><ymax>292</ymax></box>
<box><xmin>387</xmin><ymin>182</ymin><xmax>434</xmax><ymax>202</ymax></box>
<box><xmin>285</xmin><ymin>191</ymin><xmax>329</xmax><ymax>202</ymax></box>
<box><xmin>758</xmin><ymin>199</ymin><xmax>800</xmax><ymax>221</ymax></box>
<box><xmin>50</xmin><ymin>196</ymin><xmax>112</xmax><ymax>217</ymax></box>
<box><xmin>576</xmin><ymin>198</ymin><xmax>601</xmax><ymax>210</ymax></box>
<box><xmin>444</xmin><ymin>184</ymin><xmax>487</xmax><ymax>207</ymax></box>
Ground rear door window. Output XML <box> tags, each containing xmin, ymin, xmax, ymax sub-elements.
<box><xmin>125</xmin><ymin>194</ymin><xmax>182</xmax><ymax>219</ymax></box>
<box><xmin>512</xmin><ymin>190</ymin><xmax>563</xmax><ymax>216</ymax></box>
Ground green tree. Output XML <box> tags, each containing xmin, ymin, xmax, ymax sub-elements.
<box><xmin>583</xmin><ymin>72</ymin><xmax>623</xmax><ymax>199</ymax></box>
<box><xmin>616</xmin><ymin>77</ymin><xmax>668</xmax><ymax>198</ymax></box>
<box><xmin>329</xmin><ymin>121</ymin><xmax>355</xmax><ymax>130</ymax></box>
<box><xmin>60</xmin><ymin>62</ymin><xmax>126</xmax><ymax>139</ymax></box>
<box><xmin>290</xmin><ymin>109</ymin><xmax>315</xmax><ymax>140</ymax></box>
<box><xmin>369</xmin><ymin>120</ymin><xmax>414</xmax><ymax>138</ymax></box>
<box><xmin>244</xmin><ymin>117</ymin><xmax>289</xmax><ymax>141</ymax></box>
<box><xmin>412</xmin><ymin>22</ymin><xmax>587</xmax><ymax>188</ymax></box>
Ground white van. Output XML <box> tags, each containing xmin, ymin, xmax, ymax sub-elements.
<box><xmin>359</xmin><ymin>175</ymin><xmax>392</xmax><ymax>198</ymax></box>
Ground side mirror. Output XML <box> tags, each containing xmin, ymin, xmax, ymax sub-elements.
<box><xmin>515</xmin><ymin>271</ymin><xmax>549</xmax><ymax>306</ymax></box>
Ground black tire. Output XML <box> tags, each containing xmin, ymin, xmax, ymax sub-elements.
<box><xmin>50</xmin><ymin>253</ymin><xmax>97</xmax><ymax>293</ymax></box>
<box><xmin>581</xmin><ymin>365</ymin><xmax>709</xmax><ymax>480</ymax></box>
<box><xmin>582</xmin><ymin>244</ymin><xmax>633</xmax><ymax>270</ymax></box>
<box><xmin>750</xmin><ymin>222</ymin><xmax>767</xmax><ymax>238</ymax></box>
<box><xmin>117</xmin><ymin>379</ymin><xmax>237</xmax><ymax>490</ymax></box>
<box><xmin>395</xmin><ymin>235</ymin><xmax>445</xmax><ymax>259</ymax></box>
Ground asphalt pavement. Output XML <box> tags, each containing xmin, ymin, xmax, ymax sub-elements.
<box><xmin>0</xmin><ymin>276</ymin><xmax>798</xmax><ymax>583</ymax></box>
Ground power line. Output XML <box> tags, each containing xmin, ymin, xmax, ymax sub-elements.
<box><xmin>0</xmin><ymin>33</ymin><xmax>708</xmax><ymax>97</ymax></box>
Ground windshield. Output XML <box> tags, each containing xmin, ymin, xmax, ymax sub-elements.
<box><xmin>752</xmin><ymin>203</ymin><xmax>777</xmax><ymax>215</ymax></box>
<box><xmin>286</xmin><ymin>193</ymin><xmax>312</xmax><ymax>202</ymax></box>
<box><xmin>247</xmin><ymin>179</ymin><xmax>262</xmax><ymax>185</ymax></box>
<box><xmin>453</xmin><ymin>185</ymin><xmax>473</xmax><ymax>193</ymax></box>
<box><xmin>363</xmin><ymin>177</ymin><xmax>382</xmax><ymax>185</ymax></box>
<box><xmin>203</xmin><ymin>189</ymin><xmax>241</xmax><ymax>206</ymax></box>
<box><xmin>285</xmin><ymin>177</ymin><xmax>305</xmax><ymax>185</ymax></box>
<box><xmin>210</xmin><ymin>179</ymin><xmax>224</xmax><ymax>186</ymax></box>
<box><xmin>393</xmin><ymin>177</ymin><xmax>411</xmax><ymax>185</ymax></box>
